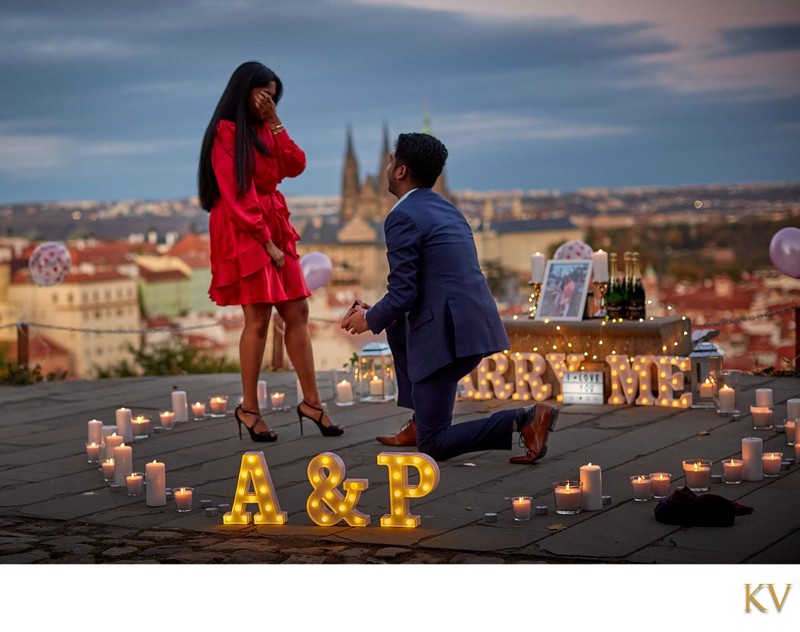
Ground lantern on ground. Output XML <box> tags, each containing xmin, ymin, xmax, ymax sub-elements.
<box><xmin>689</xmin><ymin>341</ymin><xmax>723</xmax><ymax>409</ymax></box>
<box><xmin>356</xmin><ymin>343</ymin><xmax>396</xmax><ymax>402</ymax></box>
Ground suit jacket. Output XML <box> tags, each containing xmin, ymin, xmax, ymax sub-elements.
<box><xmin>366</xmin><ymin>188</ymin><xmax>509</xmax><ymax>382</ymax></box>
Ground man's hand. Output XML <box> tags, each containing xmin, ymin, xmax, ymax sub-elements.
<box><xmin>341</xmin><ymin>304</ymin><xmax>370</xmax><ymax>334</ymax></box>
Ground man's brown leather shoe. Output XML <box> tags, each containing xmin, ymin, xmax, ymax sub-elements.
<box><xmin>509</xmin><ymin>403</ymin><xmax>559</xmax><ymax>464</ymax></box>
<box><xmin>376</xmin><ymin>418</ymin><xmax>417</xmax><ymax>446</ymax></box>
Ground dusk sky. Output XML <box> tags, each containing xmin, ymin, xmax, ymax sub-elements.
<box><xmin>1</xmin><ymin>0</ymin><xmax>798</xmax><ymax>204</ymax></box>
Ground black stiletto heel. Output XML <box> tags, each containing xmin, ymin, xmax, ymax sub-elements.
<box><xmin>296</xmin><ymin>401</ymin><xmax>344</xmax><ymax>437</ymax></box>
<box><xmin>235</xmin><ymin>405</ymin><xmax>278</xmax><ymax>443</ymax></box>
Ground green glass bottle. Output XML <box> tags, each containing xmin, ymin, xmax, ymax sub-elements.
<box><xmin>628</xmin><ymin>251</ymin><xmax>646</xmax><ymax>320</ymax></box>
<box><xmin>605</xmin><ymin>252</ymin><xmax>623</xmax><ymax>320</ymax></box>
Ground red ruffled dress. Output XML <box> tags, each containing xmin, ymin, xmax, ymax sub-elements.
<box><xmin>208</xmin><ymin>120</ymin><xmax>311</xmax><ymax>306</ymax></box>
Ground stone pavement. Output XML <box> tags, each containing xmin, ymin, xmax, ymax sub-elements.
<box><xmin>1</xmin><ymin>370</ymin><xmax>799</xmax><ymax>565</ymax></box>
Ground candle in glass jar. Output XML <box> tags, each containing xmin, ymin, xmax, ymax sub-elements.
<box><xmin>553</xmin><ymin>481</ymin><xmax>582</xmax><ymax>514</ymax></box>
<box><xmin>785</xmin><ymin>420</ymin><xmax>796</xmax><ymax>446</ymax></box>
<box><xmin>530</xmin><ymin>252</ymin><xmax>546</xmax><ymax>283</ymax></box>
<box><xmin>209</xmin><ymin>396</ymin><xmax>228</xmax><ymax>415</ymax></box>
<box><xmin>101</xmin><ymin>458</ymin><xmax>115</xmax><ymax>481</ymax></box>
<box><xmin>337</xmin><ymin>380</ymin><xmax>354</xmax><ymax>405</ymax></box>
<box><xmin>630</xmin><ymin>475</ymin><xmax>651</xmax><ymax>501</ymax></box>
<box><xmin>171</xmin><ymin>390</ymin><xmax>188</xmax><ymax>422</ymax></box>
<box><xmin>191</xmin><ymin>401</ymin><xmax>206</xmax><ymax>419</ymax></box>
<box><xmin>682</xmin><ymin>460</ymin><xmax>711</xmax><ymax>491</ymax></box>
<box><xmin>717</xmin><ymin>385</ymin><xmax>735</xmax><ymax>413</ymax></box>
<box><xmin>270</xmin><ymin>392</ymin><xmax>285</xmax><ymax>408</ymax></box>
<box><xmin>723</xmin><ymin>459</ymin><xmax>743</xmax><ymax>484</ymax></box>
<box><xmin>579</xmin><ymin>463</ymin><xmax>602</xmax><ymax>511</ymax></box>
<box><xmin>115</xmin><ymin>407</ymin><xmax>133</xmax><ymax>443</ymax></box>
<box><xmin>699</xmin><ymin>379</ymin><xmax>713</xmax><ymax>399</ymax></box>
<box><xmin>159</xmin><ymin>410</ymin><xmax>175</xmax><ymax>430</ymax></box>
<box><xmin>174</xmin><ymin>487</ymin><xmax>193</xmax><ymax>512</ymax></box>
<box><xmin>85</xmin><ymin>442</ymin><xmax>100</xmax><ymax>463</ymax></box>
<box><xmin>755</xmin><ymin>388</ymin><xmax>773</xmax><ymax>408</ymax></box>
<box><xmin>146</xmin><ymin>460</ymin><xmax>166</xmax><ymax>506</ymax></box>
<box><xmin>512</xmin><ymin>496</ymin><xmax>532</xmax><ymax>521</ymax></box>
<box><xmin>126</xmin><ymin>472</ymin><xmax>144</xmax><ymax>496</ymax></box>
<box><xmin>370</xmin><ymin>376</ymin><xmax>384</xmax><ymax>397</ymax></box>
<box><xmin>87</xmin><ymin>419</ymin><xmax>104</xmax><ymax>445</ymax></box>
<box><xmin>113</xmin><ymin>444</ymin><xmax>133</xmax><ymax>486</ymax></box>
<box><xmin>750</xmin><ymin>406</ymin><xmax>773</xmax><ymax>429</ymax></box>
<box><xmin>762</xmin><ymin>452</ymin><xmax>782</xmax><ymax>477</ymax></box>
<box><xmin>742</xmin><ymin>437</ymin><xmax>763</xmax><ymax>481</ymax></box>
<box><xmin>131</xmin><ymin>415</ymin><xmax>150</xmax><ymax>438</ymax></box>
<box><xmin>650</xmin><ymin>472</ymin><xmax>671</xmax><ymax>498</ymax></box>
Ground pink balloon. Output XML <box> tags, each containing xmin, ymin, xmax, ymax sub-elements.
<box><xmin>769</xmin><ymin>227</ymin><xmax>800</xmax><ymax>279</ymax></box>
<box><xmin>300</xmin><ymin>251</ymin><xmax>333</xmax><ymax>291</ymax></box>
<box><xmin>28</xmin><ymin>242</ymin><xmax>72</xmax><ymax>287</ymax></box>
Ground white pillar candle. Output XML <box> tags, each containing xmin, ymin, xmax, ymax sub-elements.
<box><xmin>191</xmin><ymin>401</ymin><xmax>206</xmax><ymax>419</ymax></box>
<box><xmin>742</xmin><ymin>437</ymin><xmax>763</xmax><ymax>481</ymax></box>
<box><xmin>171</xmin><ymin>390</ymin><xmax>188</xmax><ymax>422</ymax></box>
<box><xmin>717</xmin><ymin>385</ymin><xmax>735</xmax><ymax>412</ymax></box>
<box><xmin>530</xmin><ymin>252</ymin><xmax>546</xmax><ymax>283</ymax></box>
<box><xmin>336</xmin><ymin>379</ymin><xmax>354</xmax><ymax>405</ymax></box>
<box><xmin>512</xmin><ymin>496</ymin><xmax>532</xmax><ymax>521</ymax></box>
<box><xmin>87</xmin><ymin>419</ymin><xmax>104</xmax><ymax>445</ymax></box>
<box><xmin>699</xmin><ymin>379</ymin><xmax>714</xmax><ymax>399</ymax></box>
<box><xmin>125</xmin><ymin>473</ymin><xmax>144</xmax><ymax>496</ymax></box>
<box><xmin>553</xmin><ymin>481</ymin><xmax>582</xmax><ymax>514</ymax></box>
<box><xmin>682</xmin><ymin>460</ymin><xmax>711</xmax><ymax>491</ymax></box>
<box><xmin>630</xmin><ymin>475</ymin><xmax>651</xmax><ymax>501</ymax></box>
<box><xmin>159</xmin><ymin>410</ymin><xmax>175</xmax><ymax>430</ymax></box>
<box><xmin>115</xmin><ymin>407</ymin><xmax>133</xmax><ymax>443</ymax></box>
<box><xmin>113</xmin><ymin>444</ymin><xmax>133</xmax><ymax>486</ymax></box>
<box><xmin>370</xmin><ymin>376</ymin><xmax>384</xmax><ymax>397</ymax></box>
<box><xmin>723</xmin><ymin>459</ymin><xmax>743</xmax><ymax>484</ymax></box>
<box><xmin>270</xmin><ymin>392</ymin><xmax>285</xmax><ymax>408</ymax></box>
<box><xmin>104</xmin><ymin>433</ymin><xmax>124</xmax><ymax>461</ymax></box>
<box><xmin>579</xmin><ymin>463</ymin><xmax>602</xmax><ymax>510</ymax></box>
<box><xmin>592</xmin><ymin>250</ymin><xmax>609</xmax><ymax>283</ymax></box>
<box><xmin>174</xmin><ymin>487</ymin><xmax>193</xmax><ymax>512</ymax></box>
<box><xmin>755</xmin><ymin>388</ymin><xmax>773</xmax><ymax>408</ymax></box>
<box><xmin>650</xmin><ymin>472</ymin><xmax>672</xmax><ymax>498</ymax></box>
<box><xmin>762</xmin><ymin>452</ymin><xmax>782</xmax><ymax>477</ymax></box>
<box><xmin>257</xmin><ymin>380</ymin><xmax>268</xmax><ymax>410</ymax></box>
<box><xmin>787</xmin><ymin>398</ymin><xmax>800</xmax><ymax>421</ymax></box>
<box><xmin>101</xmin><ymin>425</ymin><xmax>118</xmax><ymax>449</ymax></box>
<box><xmin>146</xmin><ymin>460</ymin><xmax>166</xmax><ymax>507</ymax></box>
<box><xmin>785</xmin><ymin>420</ymin><xmax>796</xmax><ymax>446</ymax></box>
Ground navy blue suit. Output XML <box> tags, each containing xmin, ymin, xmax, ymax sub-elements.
<box><xmin>366</xmin><ymin>188</ymin><xmax>517</xmax><ymax>460</ymax></box>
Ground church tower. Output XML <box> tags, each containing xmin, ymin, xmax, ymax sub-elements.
<box><xmin>423</xmin><ymin>102</ymin><xmax>454</xmax><ymax>203</ymax></box>
<box><xmin>341</xmin><ymin>125</ymin><xmax>360</xmax><ymax>222</ymax></box>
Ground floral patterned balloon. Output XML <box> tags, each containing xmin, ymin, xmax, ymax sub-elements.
<box><xmin>29</xmin><ymin>242</ymin><xmax>72</xmax><ymax>287</ymax></box>
<box><xmin>553</xmin><ymin>240</ymin><xmax>594</xmax><ymax>261</ymax></box>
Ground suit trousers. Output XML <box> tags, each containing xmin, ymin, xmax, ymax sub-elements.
<box><xmin>387</xmin><ymin>317</ymin><xmax>515</xmax><ymax>461</ymax></box>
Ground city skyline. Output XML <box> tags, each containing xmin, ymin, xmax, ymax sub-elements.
<box><xmin>0</xmin><ymin>0</ymin><xmax>798</xmax><ymax>204</ymax></box>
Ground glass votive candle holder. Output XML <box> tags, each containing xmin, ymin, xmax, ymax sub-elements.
<box><xmin>208</xmin><ymin>395</ymin><xmax>228</xmax><ymax>418</ymax></box>
<box><xmin>650</xmin><ymin>472</ymin><xmax>671</xmax><ymax>498</ymax></box>
<box><xmin>101</xmin><ymin>458</ymin><xmax>115</xmax><ymax>482</ymax></box>
<box><xmin>191</xmin><ymin>402</ymin><xmax>206</xmax><ymax>420</ymax></box>
<box><xmin>126</xmin><ymin>472</ymin><xmax>144</xmax><ymax>496</ymax></box>
<box><xmin>270</xmin><ymin>391</ymin><xmax>286</xmax><ymax>410</ymax></box>
<box><xmin>159</xmin><ymin>410</ymin><xmax>175</xmax><ymax>430</ymax></box>
<box><xmin>511</xmin><ymin>496</ymin><xmax>532</xmax><ymax>521</ymax></box>
<box><xmin>762</xmin><ymin>452</ymin><xmax>782</xmax><ymax>477</ymax></box>
<box><xmin>785</xmin><ymin>420</ymin><xmax>796</xmax><ymax>446</ymax></box>
<box><xmin>553</xmin><ymin>480</ymin><xmax>582</xmax><ymax>515</ymax></box>
<box><xmin>750</xmin><ymin>406</ymin><xmax>773</xmax><ymax>430</ymax></box>
<box><xmin>85</xmin><ymin>442</ymin><xmax>100</xmax><ymax>464</ymax></box>
<box><xmin>682</xmin><ymin>459</ymin><xmax>712</xmax><ymax>492</ymax></box>
<box><xmin>131</xmin><ymin>415</ymin><xmax>151</xmax><ymax>440</ymax></box>
<box><xmin>630</xmin><ymin>475</ymin><xmax>651</xmax><ymax>501</ymax></box>
<box><xmin>174</xmin><ymin>487</ymin><xmax>194</xmax><ymax>512</ymax></box>
<box><xmin>722</xmin><ymin>458</ymin><xmax>743</xmax><ymax>484</ymax></box>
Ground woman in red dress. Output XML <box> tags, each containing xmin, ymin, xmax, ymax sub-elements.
<box><xmin>198</xmin><ymin>61</ymin><xmax>343</xmax><ymax>442</ymax></box>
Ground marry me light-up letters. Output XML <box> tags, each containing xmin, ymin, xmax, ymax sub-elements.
<box><xmin>461</xmin><ymin>352</ymin><xmax>694</xmax><ymax>408</ymax></box>
<box><xmin>223</xmin><ymin>451</ymin><xmax>440</xmax><ymax>529</ymax></box>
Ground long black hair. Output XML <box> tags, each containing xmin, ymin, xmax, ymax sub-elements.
<box><xmin>198</xmin><ymin>61</ymin><xmax>283</xmax><ymax>211</ymax></box>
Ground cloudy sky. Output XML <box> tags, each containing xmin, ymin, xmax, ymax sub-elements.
<box><xmin>0</xmin><ymin>0</ymin><xmax>798</xmax><ymax>204</ymax></box>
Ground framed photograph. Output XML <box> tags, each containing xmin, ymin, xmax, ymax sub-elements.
<box><xmin>534</xmin><ymin>260</ymin><xmax>592</xmax><ymax>321</ymax></box>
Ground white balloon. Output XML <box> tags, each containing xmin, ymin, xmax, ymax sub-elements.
<box><xmin>29</xmin><ymin>242</ymin><xmax>72</xmax><ymax>287</ymax></box>
<box><xmin>300</xmin><ymin>251</ymin><xmax>333</xmax><ymax>291</ymax></box>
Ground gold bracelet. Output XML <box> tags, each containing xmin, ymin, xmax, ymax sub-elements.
<box><xmin>270</xmin><ymin>124</ymin><xmax>285</xmax><ymax>134</ymax></box>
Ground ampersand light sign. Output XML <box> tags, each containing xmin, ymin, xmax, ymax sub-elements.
<box><xmin>223</xmin><ymin>451</ymin><xmax>287</xmax><ymax>525</ymax></box>
<box><xmin>306</xmin><ymin>452</ymin><xmax>370</xmax><ymax>527</ymax></box>
<box><xmin>377</xmin><ymin>452</ymin><xmax>440</xmax><ymax>528</ymax></box>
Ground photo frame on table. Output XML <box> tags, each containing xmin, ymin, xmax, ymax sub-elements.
<box><xmin>534</xmin><ymin>260</ymin><xmax>592</xmax><ymax>322</ymax></box>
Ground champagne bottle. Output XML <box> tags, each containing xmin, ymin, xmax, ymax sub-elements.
<box><xmin>622</xmin><ymin>252</ymin><xmax>632</xmax><ymax>319</ymax></box>
<box><xmin>605</xmin><ymin>252</ymin><xmax>622</xmax><ymax>319</ymax></box>
<box><xmin>628</xmin><ymin>252</ymin><xmax>646</xmax><ymax>320</ymax></box>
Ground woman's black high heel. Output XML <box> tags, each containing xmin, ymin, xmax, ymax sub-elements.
<box><xmin>235</xmin><ymin>405</ymin><xmax>278</xmax><ymax>443</ymax></box>
<box><xmin>297</xmin><ymin>401</ymin><xmax>344</xmax><ymax>437</ymax></box>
